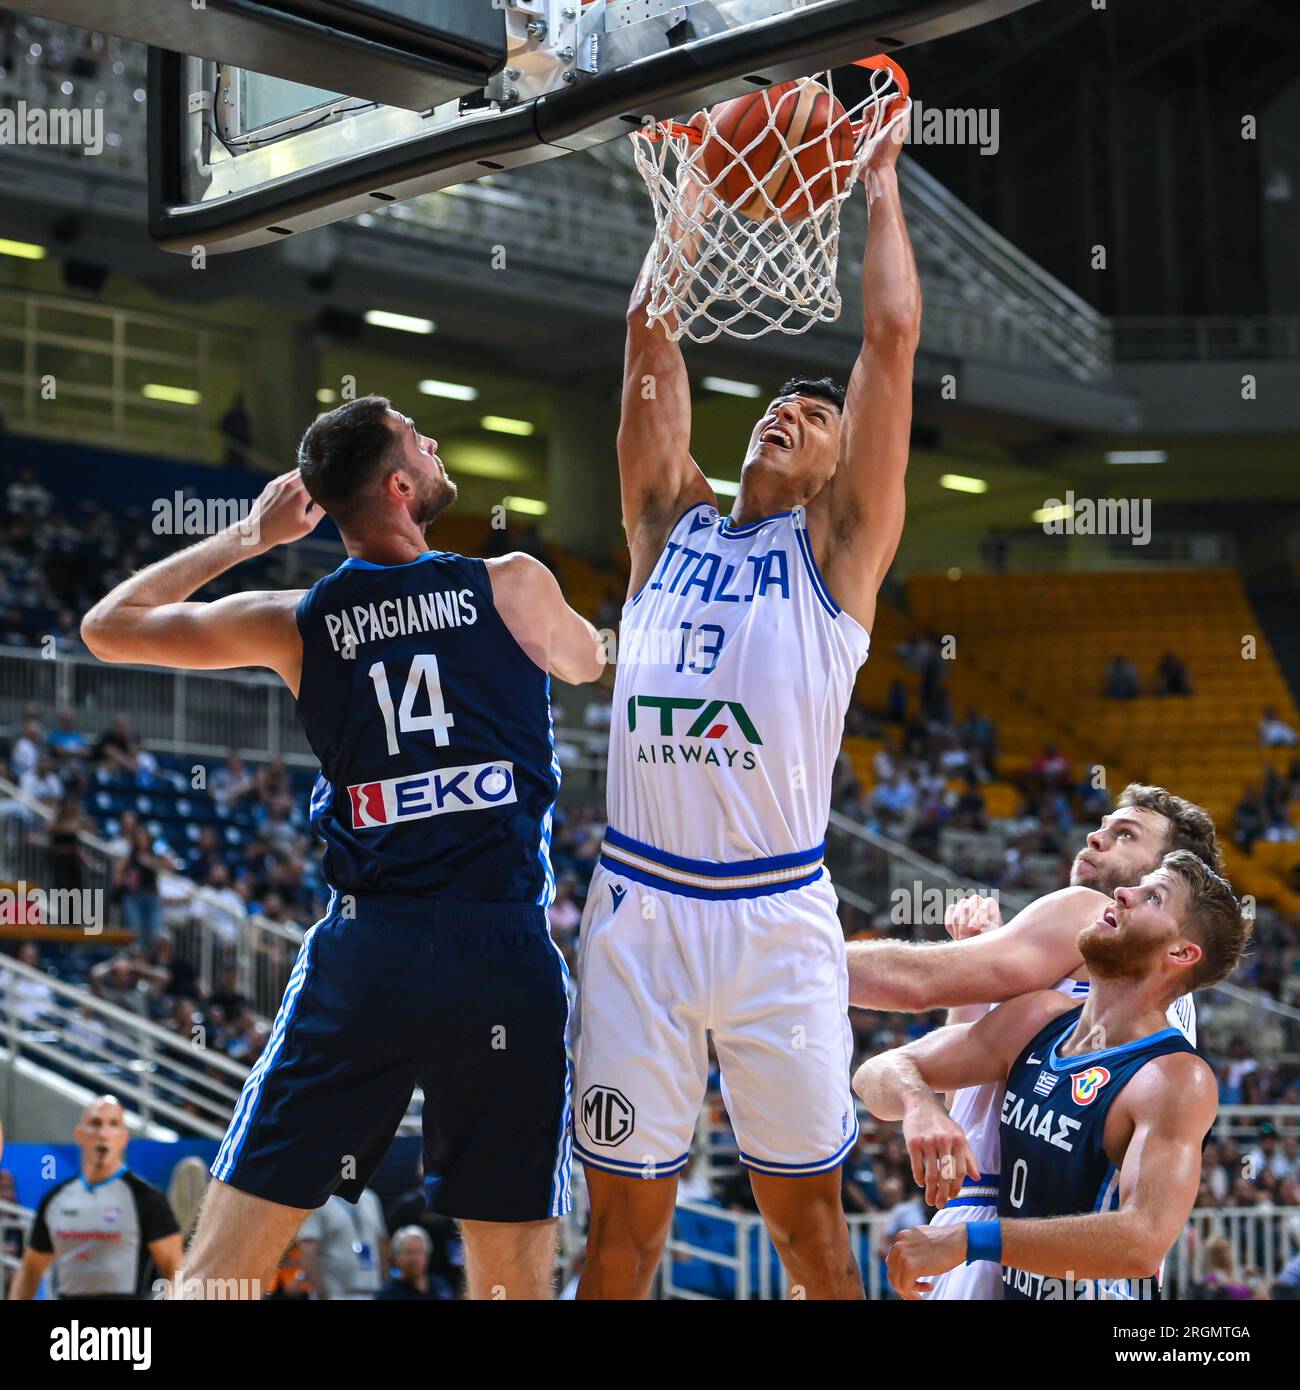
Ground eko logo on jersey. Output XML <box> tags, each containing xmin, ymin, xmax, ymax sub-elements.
<box><xmin>626</xmin><ymin>694</ymin><xmax>763</xmax><ymax>770</ymax></box>
<box><xmin>348</xmin><ymin>761</ymin><xmax>516</xmax><ymax>828</ymax></box>
<box><xmin>1070</xmin><ymin>1066</ymin><xmax>1111</xmax><ymax>1105</ymax></box>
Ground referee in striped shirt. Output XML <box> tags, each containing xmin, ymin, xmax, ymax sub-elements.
<box><xmin>8</xmin><ymin>1096</ymin><xmax>182</xmax><ymax>1300</ymax></box>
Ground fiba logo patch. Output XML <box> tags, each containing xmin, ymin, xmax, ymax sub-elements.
<box><xmin>1070</xmin><ymin>1066</ymin><xmax>1111</xmax><ymax>1105</ymax></box>
<box><xmin>581</xmin><ymin>1085</ymin><xmax>635</xmax><ymax>1147</ymax></box>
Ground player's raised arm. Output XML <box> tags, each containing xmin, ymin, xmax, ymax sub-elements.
<box><xmin>620</xmin><ymin>241</ymin><xmax>715</xmax><ymax>596</ymax></box>
<box><xmin>846</xmin><ymin>885</ymin><xmax>1105</xmax><ymax>1012</ymax></box>
<box><xmin>80</xmin><ymin>471</ymin><xmax>321</xmax><ymax>693</ymax></box>
<box><xmin>853</xmin><ymin>990</ymin><xmax>1068</xmax><ymax>1207</ymax></box>
<box><xmin>885</xmin><ymin>1051</ymin><xmax>1218</xmax><ymax>1299</ymax></box>
<box><xmin>821</xmin><ymin>124</ymin><xmax>921</xmax><ymax>624</ymax></box>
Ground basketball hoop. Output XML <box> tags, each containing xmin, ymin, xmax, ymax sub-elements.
<box><xmin>631</xmin><ymin>56</ymin><xmax>910</xmax><ymax>343</ymax></box>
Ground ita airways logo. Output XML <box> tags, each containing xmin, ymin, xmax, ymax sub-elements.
<box><xmin>626</xmin><ymin>694</ymin><xmax>762</xmax><ymax>742</ymax></box>
<box><xmin>1070</xmin><ymin>1066</ymin><xmax>1111</xmax><ymax>1105</ymax></box>
<box><xmin>581</xmin><ymin>1085</ymin><xmax>635</xmax><ymax>1148</ymax></box>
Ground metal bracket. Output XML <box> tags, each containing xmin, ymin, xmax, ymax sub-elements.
<box><xmin>187</xmin><ymin>90</ymin><xmax>213</xmax><ymax>115</ymax></box>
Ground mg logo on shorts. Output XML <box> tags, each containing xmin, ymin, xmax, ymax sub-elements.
<box><xmin>581</xmin><ymin>1085</ymin><xmax>635</xmax><ymax>1147</ymax></box>
<box><xmin>347</xmin><ymin>761</ymin><xmax>516</xmax><ymax>829</ymax></box>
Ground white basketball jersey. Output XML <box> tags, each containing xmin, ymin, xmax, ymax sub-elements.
<box><xmin>607</xmin><ymin>503</ymin><xmax>869</xmax><ymax>861</ymax></box>
<box><xmin>950</xmin><ymin>980</ymin><xmax>1199</xmax><ymax>1179</ymax></box>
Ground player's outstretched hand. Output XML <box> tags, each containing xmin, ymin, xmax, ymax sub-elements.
<box><xmin>886</xmin><ymin>1224</ymin><xmax>965</xmax><ymax>1300</ymax></box>
<box><xmin>902</xmin><ymin>1101</ymin><xmax>979</xmax><ymax>1209</ymax></box>
<box><xmin>248</xmin><ymin>471</ymin><xmax>325</xmax><ymax>552</ymax></box>
<box><xmin>943</xmin><ymin>891</ymin><xmax>1003</xmax><ymax>941</ymax></box>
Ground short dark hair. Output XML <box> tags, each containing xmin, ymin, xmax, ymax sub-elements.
<box><xmin>297</xmin><ymin>394</ymin><xmax>398</xmax><ymax>525</ymax></box>
<box><xmin>1115</xmin><ymin>783</ymin><xmax>1222</xmax><ymax>874</ymax></box>
<box><xmin>1162</xmin><ymin>850</ymin><xmax>1251</xmax><ymax>992</ymax></box>
<box><xmin>776</xmin><ymin>376</ymin><xmax>846</xmax><ymax>411</ymax></box>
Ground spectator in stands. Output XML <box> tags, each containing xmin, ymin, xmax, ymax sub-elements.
<box><xmin>6</xmin><ymin>466</ymin><xmax>52</xmax><ymax>518</ymax></box>
<box><xmin>114</xmin><ymin>823</ymin><xmax>166</xmax><ymax>953</ymax></box>
<box><xmin>147</xmin><ymin>934</ymin><xmax>200</xmax><ymax>1006</ymax></box>
<box><xmin>1233</xmin><ymin>785</ymin><xmax>1266</xmax><ymax>853</ymax></box>
<box><xmin>1198</xmin><ymin>1236</ymin><xmax>1260</xmax><ymax>1299</ymax></box>
<box><xmin>93</xmin><ymin>715</ymin><xmax>135</xmax><ymax>773</ymax></box>
<box><xmin>20</xmin><ymin>753</ymin><xmax>62</xmax><ymax>809</ymax></box>
<box><xmin>1154</xmin><ymin>651</ymin><xmax>1193</xmax><ymax>696</ymax></box>
<box><xmin>47</xmin><ymin>792</ymin><xmax>89</xmax><ymax>896</ymax></box>
<box><xmin>378</xmin><ymin>1226</ymin><xmax>455</xmax><ymax>1301</ymax></box>
<box><xmin>884</xmin><ymin>678</ymin><xmax>908</xmax><ymax>724</ymax></box>
<box><xmin>193</xmin><ymin>861</ymin><xmax>247</xmax><ymax>946</ymax></box>
<box><xmin>548</xmin><ymin>875</ymin><xmax>581</xmax><ymax>947</ymax></box>
<box><xmin>1030</xmin><ymin>742</ymin><xmax>1070</xmax><ymax>790</ymax></box>
<box><xmin>207</xmin><ymin>964</ymin><xmax>247</xmax><ymax>1025</ymax></box>
<box><xmin>90</xmin><ymin>952</ymin><xmax>151</xmax><ymax>1017</ymax></box>
<box><xmin>517</xmin><ymin>522</ymin><xmax>555</xmax><ymax>572</ymax></box>
<box><xmin>46</xmin><ymin>709</ymin><xmax>89</xmax><ymax>764</ymax></box>
<box><xmin>1</xmin><ymin>942</ymin><xmax>56</xmax><ymax>1024</ymax></box>
<box><xmin>254</xmin><ymin>755</ymin><xmax>290</xmax><ymax>806</ymax></box>
<box><xmin>210</xmin><ymin>750</ymin><xmax>255</xmax><ymax>808</ymax></box>
<box><xmin>10</xmin><ymin>715</ymin><xmax>44</xmax><ymax>781</ymax></box>
<box><xmin>959</xmin><ymin>706</ymin><xmax>998</xmax><ymax>774</ymax></box>
<box><xmin>385</xmin><ymin>1157</ymin><xmax>461</xmax><ymax>1292</ymax></box>
<box><xmin>1259</xmin><ymin>705</ymin><xmax>1299</xmax><ymax>748</ymax></box>
<box><xmin>1104</xmin><ymin>654</ymin><xmax>1141</xmax><ymax>700</ymax></box>
<box><xmin>219</xmin><ymin>394</ymin><xmax>253</xmax><ymax>470</ymax></box>
<box><xmin>298</xmin><ymin>1190</ymin><xmax>387</xmax><ymax>1299</ymax></box>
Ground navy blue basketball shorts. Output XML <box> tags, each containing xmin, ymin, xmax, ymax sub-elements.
<box><xmin>211</xmin><ymin>895</ymin><xmax>573</xmax><ymax>1222</ymax></box>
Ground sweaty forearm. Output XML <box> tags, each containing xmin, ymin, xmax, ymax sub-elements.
<box><xmin>1000</xmin><ymin>1210</ymin><xmax>1166</xmax><ymax>1282</ymax></box>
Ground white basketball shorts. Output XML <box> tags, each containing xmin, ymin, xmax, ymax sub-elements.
<box><xmin>572</xmin><ymin>848</ymin><xmax>858</xmax><ymax>1179</ymax></box>
<box><xmin>925</xmin><ymin>1196</ymin><xmax>1004</xmax><ymax>1300</ymax></box>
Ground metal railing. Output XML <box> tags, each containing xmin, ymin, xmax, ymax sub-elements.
<box><xmin>0</xmin><ymin>950</ymin><xmax>249</xmax><ymax>1139</ymax></box>
<box><xmin>1</xmin><ymin>1198</ymin><xmax>35</xmax><ymax>1290</ymax></box>
<box><xmin>1113</xmin><ymin>316</ymin><xmax>1300</xmax><ymax>361</ymax></box>
<box><xmin>653</xmin><ymin>1201</ymin><xmax>1300</xmax><ymax>1300</ymax></box>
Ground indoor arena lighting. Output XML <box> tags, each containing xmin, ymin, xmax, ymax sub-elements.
<box><xmin>480</xmin><ymin>415</ymin><xmax>534</xmax><ymax>436</ymax></box>
<box><xmin>0</xmin><ymin>237</ymin><xmax>46</xmax><ymax>260</ymax></box>
<box><xmin>702</xmin><ymin>376</ymin><xmax>762</xmax><ymax>398</ymax></box>
<box><xmin>141</xmin><ymin>383</ymin><xmax>201</xmax><ymax>406</ymax></box>
<box><xmin>706</xmin><ymin>477</ymin><xmax>740</xmax><ymax>497</ymax></box>
<box><xmin>1032</xmin><ymin>503</ymin><xmax>1073</xmax><ymax>525</ymax></box>
<box><xmin>419</xmin><ymin>379</ymin><xmax>478</xmax><ymax>401</ymax></box>
<box><xmin>316</xmin><ymin>388</ymin><xmax>337</xmax><ymax>404</ymax></box>
<box><xmin>1106</xmin><ymin>450</ymin><xmax>1167</xmax><ymax>465</ymax></box>
<box><xmin>939</xmin><ymin>473</ymin><xmax>988</xmax><ymax>494</ymax></box>
<box><xmin>363</xmin><ymin>309</ymin><xmax>435</xmax><ymax>334</ymax></box>
<box><xmin>503</xmin><ymin>496</ymin><xmax>548</xmax><ymax>516</ymax></box>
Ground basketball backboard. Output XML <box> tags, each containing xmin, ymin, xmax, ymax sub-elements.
<box><xmin>148</xmin><ymin>0</ymin><xmax>1047</xmax><ymax>255</ymax></box>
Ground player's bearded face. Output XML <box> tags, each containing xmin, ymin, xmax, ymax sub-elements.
<box><xmin>413</xmin><ymin>464</ymin><xmax>456</xmax><ymax>526</ymax></box>
<box><xmin>1077</xmin><ymin>877</ymin><xmax>1184</xmax><ymax>980</ymax></box>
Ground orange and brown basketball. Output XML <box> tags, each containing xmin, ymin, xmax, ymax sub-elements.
<box><xmin>698</xmin><ymin>78</ymin><xmax>856</xmax><ymax>222</ymax></box>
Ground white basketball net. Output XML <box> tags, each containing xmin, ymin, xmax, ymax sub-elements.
<box><xmin>631</xmin><ymin>58</ymin><xmax>910</xmax><ymax>343</ymax></box>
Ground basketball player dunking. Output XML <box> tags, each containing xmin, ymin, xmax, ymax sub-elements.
<box><xmin>573</xmin><ymin>125</ymin><xmax>919</xmax><ymax>1298</ymax></box>
<box><xmin>847</xmin><ymin>784</ymin><xmax>1216</xmax><ymax>1297</ymax></box>
<box><xmin>82</xmin><ymin>398</ymin><xmax>603</xmax><ymax>1299</ymax></box>
<box><xmin>855</xmin><ymin>852</ymin><xmax>1249</xmax><ymax>1300</ymax></box>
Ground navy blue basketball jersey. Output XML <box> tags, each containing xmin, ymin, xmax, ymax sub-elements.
<box><xmin>997</xmin><ymin>1003</ymin><xmax>1196</xmax><ymax>1301</ymax></box>
<box><xmin>293</xmin><ymin>550</ymin><xmax>559</xmax><ymax>904</ymax></box>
